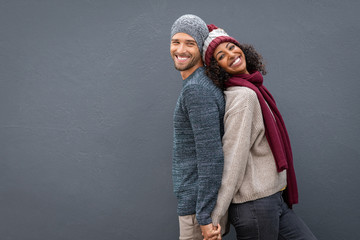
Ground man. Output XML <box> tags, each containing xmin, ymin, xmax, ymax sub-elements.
<box><xmin>170</xmin><ymin>14</ymin><xmax>225</xmax><ymax>240</ymax></box>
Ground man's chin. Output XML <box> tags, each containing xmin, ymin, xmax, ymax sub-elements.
<box><xmin>174</xmin><ymin>62</ymin><xmax>195</xmax><ymax>72</ymax></box>
<box><xmin>174</xmin><ymin>64</ymin><xmax>188</xmax><ymax>72</ymax></box>
<box><xmin>175</xmin><ymin>66</ymin><xmax>188</xmax><ymax>71</ymax></box>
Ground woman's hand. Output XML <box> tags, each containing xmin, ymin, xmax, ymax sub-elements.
<box><xmin>200</xmin><ymin>223</ymin><xmax>221</xmax><ymax>240</ymax></box>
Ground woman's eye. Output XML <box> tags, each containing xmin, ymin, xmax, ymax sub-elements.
<box><xmin>218</xmin><ymin>55</ymin><xmax>224</xmax><ymax>61</ymax></box>
<box><xmin>229</xmin><ymin>45</ymin><xmax>234</xmax><ymax>50</ymax></box>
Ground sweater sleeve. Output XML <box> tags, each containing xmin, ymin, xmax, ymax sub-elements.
<box><xmin>211</xmin><ymin>90</ymin><xmax>256</xmax><ymax>225</ymax></box>
<box><xmin>182</xmin><ymin>84</ymin><xmax>224</xmax><ymax>226</ymax></box>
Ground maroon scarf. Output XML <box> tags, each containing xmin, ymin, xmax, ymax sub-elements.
<box><xmin>225</xmin><ymin>71</ymin><xmax>298</xmax><ymax>208</ymax></box>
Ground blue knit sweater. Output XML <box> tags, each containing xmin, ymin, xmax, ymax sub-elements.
<box><xmin>172</xmin><ymin>67</ymin><xmax>225</xmax><ymax>225</ymax></box>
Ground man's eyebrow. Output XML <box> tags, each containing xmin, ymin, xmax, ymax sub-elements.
<box><xmin>171</xmin><ymin>39</ymin><xmax>196</xmax><ymax>43</ymax></box>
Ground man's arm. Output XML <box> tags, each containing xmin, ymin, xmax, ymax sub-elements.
<box><xmin>183</xmin><ymin>84</ymin><xmax>224</xmax><ymax>226</ymax></box>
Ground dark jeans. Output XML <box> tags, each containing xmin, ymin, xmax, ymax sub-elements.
<box><xmin>229</xmin><ymin>192</ymin><xmax>317</xmax><ymax>240</ymax></box>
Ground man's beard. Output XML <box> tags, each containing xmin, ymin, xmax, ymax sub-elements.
<box><xmin>173</xmin><ymin>54</ymin><xmax>201</xmax><ymax>72</ymax></box>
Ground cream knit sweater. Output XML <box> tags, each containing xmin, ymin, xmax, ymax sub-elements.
<box><xmin>212</xmin><ymin>86</ymin><xmax>287</xmax><ymax>225</ymax></box>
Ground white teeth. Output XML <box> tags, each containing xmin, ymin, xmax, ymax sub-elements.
<box><xmin>231</xmin><ymin>57</ymin><xmax>240</xmax><ymax>66</ymax></box>
<box><xmin>177</xmin><ymin>56</ymin><xmax>189</xmax><ymax>61</ymax></box>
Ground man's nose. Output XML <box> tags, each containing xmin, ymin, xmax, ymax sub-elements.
<box><xmin>177</xmin><ymin>43</ymin><xmax>186</xmax><ymax>53</ymax></box>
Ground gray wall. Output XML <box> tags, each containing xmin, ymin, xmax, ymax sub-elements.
<box><xmin>1</xmin><ymin>0</ymin><xmax>359</xmax><ymax>239</ymax></box>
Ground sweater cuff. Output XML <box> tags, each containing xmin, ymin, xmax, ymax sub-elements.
<box><xmin>211</xmin><ymin>212</ymin><xmax>220</xmax><ymax>226</ymax></box>
<box><xmin>196</xmin><ymin>215</ymin><xmax>212</xmax><ymax>226</ymax></box>
<box><xmin>211</xmin><ymin>205</ymin><xmax>227</xmax><ymax>226</ymax></box>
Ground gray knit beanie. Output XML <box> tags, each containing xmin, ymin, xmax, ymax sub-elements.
<box><xmin>171</xmin><ymin>14</ymin><xmax>209</xmax><ymax>55</ymax></box>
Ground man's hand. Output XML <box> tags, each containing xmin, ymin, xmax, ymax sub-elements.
<box><xmin>200</xmin><ymin>223</ymin><xmax>221</xmax><ymax>240</ymax></box>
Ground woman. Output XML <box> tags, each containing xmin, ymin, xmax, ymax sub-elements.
<box><xmin>202</xmin><ymin>24</ymin><xmax>317</xmax><ymax>240</ymax></box>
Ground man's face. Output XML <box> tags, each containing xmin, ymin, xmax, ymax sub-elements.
<box><xmin>170</xmin><ymin>33</ymin><xmax>201</xmax><ymax>72</ymax></box>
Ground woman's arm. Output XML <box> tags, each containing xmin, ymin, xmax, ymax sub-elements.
<box><xmin>211</xmin><ymin>88</ymin><xmax>257</xmax><ymax>225</ymax></box>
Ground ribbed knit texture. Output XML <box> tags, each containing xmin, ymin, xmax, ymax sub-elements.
<box><xmin>173</xmin><ymin>67</ymin><xmax>225</xmax><ymax>225</ymax></box>
<box><xmin>211</xmin><ymin>86</ymin><xmax>287</xmax><ymax>225</ymax></box>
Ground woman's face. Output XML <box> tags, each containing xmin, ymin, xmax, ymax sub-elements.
<box><xmin>213</xmin><ymin>42</ymin><xmax>249</xmax><ymax>75</ymax></box>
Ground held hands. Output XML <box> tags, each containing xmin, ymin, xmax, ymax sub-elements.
<box><xmin>200</xmin><ymin>223</ymin><xmax>222</xmax><ymax>240</ymax></box>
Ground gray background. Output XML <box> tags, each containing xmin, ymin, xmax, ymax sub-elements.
<box><xmin>1</xmin><ymin>0</ymin><xmax>359</xmax><ymax>239</ymax></box>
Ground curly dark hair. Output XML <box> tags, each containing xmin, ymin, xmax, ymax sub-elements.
<box><xmin>205</xmin><ymin>43</ymin><xmax>267</xmax><ymax>90</ymax></box>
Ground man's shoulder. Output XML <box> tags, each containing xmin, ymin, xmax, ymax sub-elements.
<box><xmin>184</xmin><ymin>68</ymin><xmax>221</xmax><ymax>94</ymax></box>
<box><xmin>186</xmin><ymin>68</ymin><xmax>211</xmax><ymax>86</ymax></box>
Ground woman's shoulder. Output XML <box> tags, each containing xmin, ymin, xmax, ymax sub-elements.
<box><xmin>223</xmin><ymin>86</ymin><xmax>260</xmax><ymax>116</ymax></box>
<box><xmin>225</xmin><ymin>86</ymin><xmax>258</xmax><ymax>104</ymax></box>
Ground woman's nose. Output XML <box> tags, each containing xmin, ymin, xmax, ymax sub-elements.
<box><xmin>228</xmin><ymin>51</ymin><xmax>236</xmax><ymax>59</ymax></box>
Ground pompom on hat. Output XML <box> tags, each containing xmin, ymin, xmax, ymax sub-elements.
<box><xmin>202</xmin><ymin>24</ymin><xmax>240</xmax><ymax>66</ymax></box>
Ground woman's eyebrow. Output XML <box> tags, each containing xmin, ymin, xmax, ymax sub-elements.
<box><xmin>226</xmin><ymin>42</ymin><xmax>231</xmax><ymax>48</ymax></box>
<box><xmin>215</xmin><ymin>51</ymin><xmax>223</xmax><ymax>58</ymax></box>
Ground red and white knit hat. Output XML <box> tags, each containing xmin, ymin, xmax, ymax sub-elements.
<box><xmin>202</xmin><ymin>24</ymin><xmax>240</xmax><ymax>66</ymax></box>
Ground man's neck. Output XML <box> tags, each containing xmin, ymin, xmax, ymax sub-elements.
<box><xmin>180</xmin><ymin>62</ymin><xmax>204</xmax><ymax>80</ymax></box>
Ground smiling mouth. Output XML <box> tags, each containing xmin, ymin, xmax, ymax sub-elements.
<box><xmin>230</xmin><ymin>56</ymin><xmax>241</xmax><ymax>67</ymax></box>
